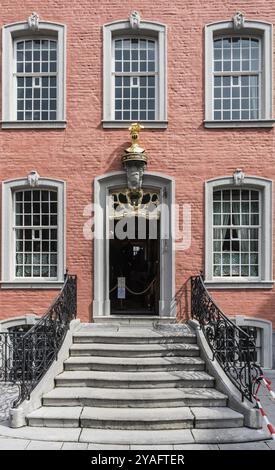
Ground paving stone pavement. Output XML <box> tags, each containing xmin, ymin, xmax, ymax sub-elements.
<box><xmin>0</xmin><ymin>370</ymin><xmax>274</xmax><ymax>450</ymax></box>
<box><xmin>0</xmin><ymin>437</ymin><xmax>274</xmax><ymax>450</ymax></box>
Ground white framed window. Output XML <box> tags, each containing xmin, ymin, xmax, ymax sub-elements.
<box><xmin>213</xmin><ymin>37</ymin><xmax>261</xmax><ymax>121</ymax></box>
<box><xmin>14</xmin><ymin>189</ymin><xmax>58</xmax><ymax>279</ymax></box>
<box><xmin>113</xmin><ymin>37</ymin><xmax>158</xmax><ymax>121</ymax></box>
<box><xmin>1</xmin><ymin>176</ymin><xmax>65</xmax><ymax>288</ymax></box>
<box><xmin>15</xmin><ymin>38</ymin><xmax>58</xmax><ymax>121</ymax></box>
<box><xmin>212</xmin><ymin>188</ymin><xmax>260</xmax><ymax>279</ymax></box>
<box><xmin>232</xmin><ymin>316</ymin><xmax>273</xmax><ymax>369</ymax></box>
<box><xmin>2</xmin><ymin>18</ymin><xmax>66</xmax><ymax>128</ymax></box>
<box><xmin>205</xmin><ymin>18</ymin><xmax>274</xmax><ymax>128</ymax></box>
<box><xmin>103</xmin><ymin>17</ymin><xmax>167</xmax><ymax>128</ymax></box>
<box><xmin>205</xmin><ymin>175</ymin><xmax>273</xmax><ymax>288</ymax></box>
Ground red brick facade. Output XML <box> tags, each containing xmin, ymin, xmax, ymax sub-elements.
<box><xmin>0</xmin><ymin>1</ymin><xmax>275</xmax><ymax>329</ymax></box>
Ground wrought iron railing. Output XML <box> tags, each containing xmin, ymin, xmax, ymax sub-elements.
<box><xmin>173</xmin><ymin>283</ymin><xmax>186</xmax><ymax>319</ymax></box>
<box><xmin>0</xmin><ymin>274</ymin><xmax>77</xmax><ymax>407</ymax></box>
<box><xmin>191</xmin><ymin>275</ymin><xmax>262</xmax><ymax>402</ymax></box>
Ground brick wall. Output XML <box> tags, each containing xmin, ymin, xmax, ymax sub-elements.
<box><xmin>0</xmin><ymin>1</ymin><xmax>275</xmax><ymax>326</ymax></box>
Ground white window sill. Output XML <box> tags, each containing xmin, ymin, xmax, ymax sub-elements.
<box><xmin>1</xmin><ymin>121</ymin><xmax>67</xmax><ymax>129</ymax></box>
<box><xmin>205</xmin><ymin>280</ymin><xmax>274</xmax><ymax>289</ymax></box>
<box><xmin>102</xmin><ymin>120</ymin><xmax>168</xmax><ymax>129</ymax></box>
<box><xmin>204</xmin><ymin>119</ymin><xmax>275</xmax><ymax>129</ymax></box>
<box><xmin>1</xmin><ymin>281</ymin><xmax>64</xmax><ymax>289</ymax></box>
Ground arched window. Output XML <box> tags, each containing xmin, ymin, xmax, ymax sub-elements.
<box><xmin>103</xmin><ymin>16</ymin><xmax>167</xmax><ymax>128</ymax></box>
<box><xmin>2</xmin><ymin>16</ymin><xmax>66</xmax><ymax>128</ymax></box>
<box><xmin>205</xmin><ymin>175</ymin><xmax>272</xmax><ymax>288</ymax></box>
<box><xmin>1</xmin><ymin>175</ymin><xmax>65</xmax><ymax>288</ymax></box>
<box><xmin>205</xmin><ymin>16</ymin><xmax>274</xmax><ymax>128</ymax></box>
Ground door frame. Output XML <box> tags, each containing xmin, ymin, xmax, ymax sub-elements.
<box><xmin>109</xmin><ymin>230</ymin><xmax>160</xmax><ymax>315</ymax></box>
<box><xmin>93</xmin><ymin>171</ymin><xmax>175</xmax><ymax>317</ymax></box>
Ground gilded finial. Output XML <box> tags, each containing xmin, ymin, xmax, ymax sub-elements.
<box><xmin>126</xmin><ymin>123</ymin><xmax>145</xmax><ymax>154</ymax></box>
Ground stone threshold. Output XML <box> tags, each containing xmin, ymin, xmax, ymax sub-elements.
<box><xmin>0</xmin><ymin>422</ymin><xmax>271</xmax><ymax>445</ymax></box>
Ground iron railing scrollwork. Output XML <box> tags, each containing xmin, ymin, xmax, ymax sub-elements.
<box><xmin>173</xmin><ymin>283</ymin><xmax>186</xmax><ymax>319</ymax></box>
<box><xmin>191</xmin><ymin>275</ymin><xmax>262</xmax><ymax>402</ymax></box>
<box><xmin>0</xmin><ymin>274</ymin><xmax>77</xmax><ymax>407</ymax></box>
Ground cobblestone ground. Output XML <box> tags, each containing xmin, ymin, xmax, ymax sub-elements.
<box><xmin>0</xmin><ymin>383</ymin><xmax>19</xmax><ymax>422</ymax></box>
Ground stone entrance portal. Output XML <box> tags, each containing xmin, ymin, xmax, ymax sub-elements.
<box><xmin>93</xmin><ymin>172</ymin><xmax>175</xmax><ymax>318</ymax></box>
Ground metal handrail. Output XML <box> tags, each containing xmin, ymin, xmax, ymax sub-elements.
<box><xmin>191</xmin><ymin>275</ymin><xmax>262</xmax><ymax>402</ymax></box>
<box><xmin>0</xmin><ymin>273</ymin><xmax>77</xmax><ymax>407</ymax></box>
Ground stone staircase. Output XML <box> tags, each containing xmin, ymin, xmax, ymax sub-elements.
<box><xmin>25</xmin><ymin>320</ymin><xmax>265</xmax><ymax>445</ymax></box>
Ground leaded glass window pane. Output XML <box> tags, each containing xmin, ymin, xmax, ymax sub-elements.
<box><xmin>113</xmin><ymin>38</ymin><xmax>157</xmax><ymax>120</ymax></box>
<box><xmin>14</xmin><ymin>190</ymin><xmax>58</xmax><ymax>278</ymax></box>
<box><xmin>213</xmin><ymin>37</ymin><xmax>260</xmax><ymax>120</ymax></box>
<box><xmin>16</xmin><ymin>39</ymin><xmax>57</xmax><ymax>121</ymax></box>
<box><xmin>213</xmin><ymin>189</ymin><xmax>260</xmax><ymax>278</ymax></box>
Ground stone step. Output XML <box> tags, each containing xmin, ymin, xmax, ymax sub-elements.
<box><xmin>70</xmin><ymin>342</ymin><xmax>200</xmax><ymax>357</ymax></box>
<box><xmin>27</xmin><ymin>406</ymin><xmax>241</xmax><ymax>430</ymax></box>
<box><xmin>64</xmin><ymin>356</ymin><xmax>205</xmax><ymax>372</ymax></box>
<box><xmin>0</xmin><ymin>421</ymin><xmax>269</xmax><ymax>445</ymax></box>
<box><xmin>80</xmin><ymin>428</ymin><xmax>194</xmax><ymax>445</ymax></box>
<box><xmin>80</xmin><ymin>406</ymin><xmax>194</xmax><ymax>430</ymax></box>
<box><xmin>79</xmin><ymin>427</ymin><xmax>271</xmax><ymax>445</ymax></box>
<box><xmin>191</xmin><ymin>407</ymin><xmax>244</xmax><ymax>429</ymax></box>
<box><xmin>27</xmin><ymin>407</ymin><xmax>82</xmax><ymax>428</ymax></box>
<box><xmin>27</xmin><ymin>406</ymin><xmax>193</xmax><ymax>431</ymax></box>
<box><xmin>55</xmin><ymin>370</ymin><xmax>215</xmax><ymax>389</ymax></box>
<box><xmin>73</xmin><ymin>332</ymin><xmax>197</xmax><ymax>344</ymax></box>
<box><xmin>43</xmin><ymin>387</ymin><xmax>228</xmax><ymax>408</ymax></box>
<box><xmin>92</xmin><ymin>316</ymin><xmax>176</xmax><ymax>326</ymax></box>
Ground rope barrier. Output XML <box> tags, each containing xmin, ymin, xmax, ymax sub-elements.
<box><xmin>109</xmin><ymin>279</ymin><xmax>156</xmax><ymax>296</ymax></box>
<box><xmin>125</xmin><ymin>279</ymin><xmax>156</xmax><ymax>296</ymax></box>
<box><xmin>253</xmin><ymin>375</ymin><xmax>275</xmax><ymax>440</ymax></box>
<box><xmin>109</xmin><ymin>284</ymin><xmax>118</xmax><ymax>293</ymax></box>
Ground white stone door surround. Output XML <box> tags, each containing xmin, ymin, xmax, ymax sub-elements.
<box><xmin>93</xmin><ymin>171</ymin><xmax>175</xmax><ymax>317</ymax></box>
